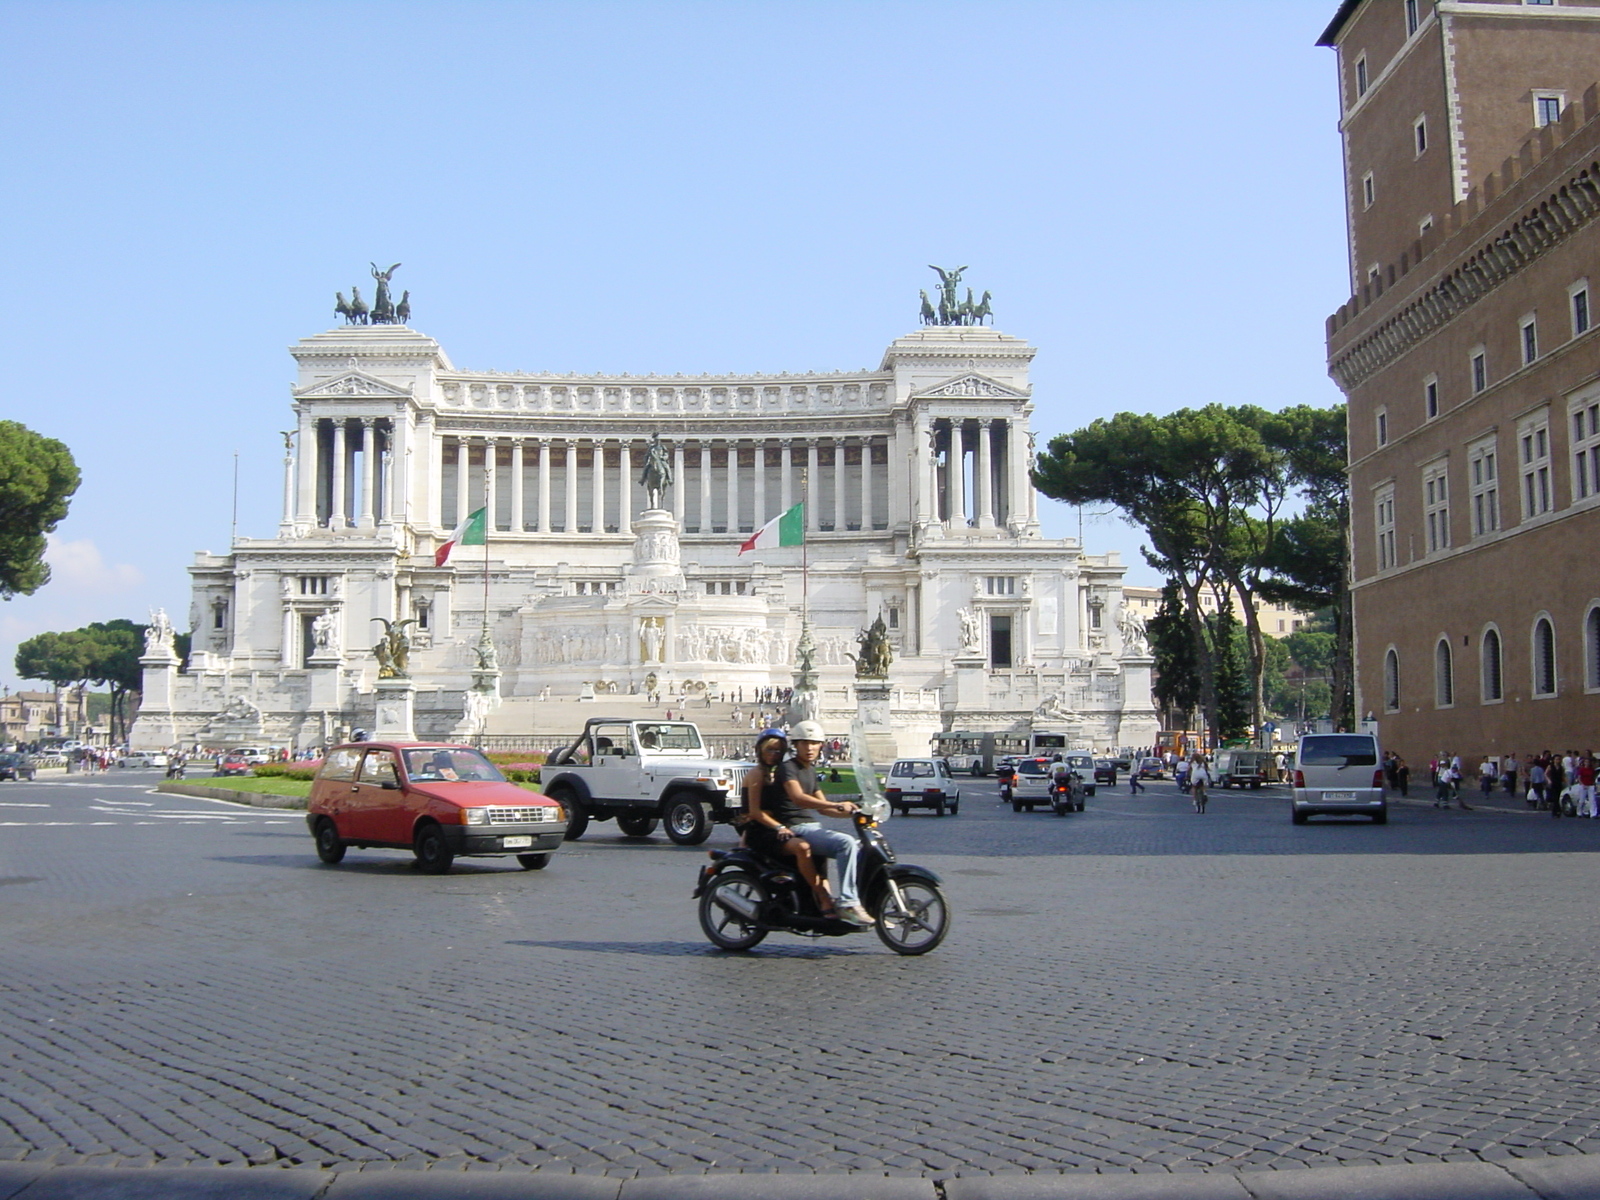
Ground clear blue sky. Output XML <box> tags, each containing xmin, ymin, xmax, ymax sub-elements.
<box><xmin>0</xmin><ymin>0</ymin><xmax>1350</xmax><ymax>694</ymax></box>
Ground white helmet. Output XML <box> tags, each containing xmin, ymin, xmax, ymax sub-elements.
<box><xmin>789</xmin><ymin>720</ymin><xmax>826</xmax><ymax>743</ymax></box>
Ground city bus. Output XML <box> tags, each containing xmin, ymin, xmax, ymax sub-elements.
<box><xmin>930</xmin><ymin>729</ymin><xmax>1030</xmax><ymax>776</ymax></box>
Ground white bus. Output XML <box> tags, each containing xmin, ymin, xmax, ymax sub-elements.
<box><xmin>930</xmin><ymin>729</ymin><xmax>1031</xmax><ymax>776</ymax></box>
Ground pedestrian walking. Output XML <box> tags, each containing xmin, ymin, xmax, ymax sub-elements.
<box><xmin>1394</xmin><ymin>756</ymin><xmax>1410</xmax><ymax>798</ymax></box>
<box><xmin>1129</xmin><ymin>767</ymin><xmax>1145</xmax><ymax>794</ymax></box>
<box><xmin>1479</xmin><ymin>758</ymin><xmax>1496</xmax><ymax>798</ymax></box>
<box><xmin>1577</xmin><ymin>755</ymin><xmax>1597</xmax><ymax>818</ymax></box>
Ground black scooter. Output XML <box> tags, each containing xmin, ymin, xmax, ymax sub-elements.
<box><xmin>693</xmin><ymin>812</ymin><xmax>950</xmax><ymax>955</ymax></box>
<box><xmin>1049</xmin><ymin>772</ymin><xmax>1085</xmax><ymax>816</ymax></box>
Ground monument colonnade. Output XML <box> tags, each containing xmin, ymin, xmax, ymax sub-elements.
<box><xmin>287</xmin><ymin>412</ymin><xmax>1035</xmax><ymax>538</ymax></box>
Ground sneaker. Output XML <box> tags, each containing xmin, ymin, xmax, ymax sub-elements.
<box><xmin>838</xmin><ymin>903</ymin><xmax>875</xmax><ymax>926</ymax></box>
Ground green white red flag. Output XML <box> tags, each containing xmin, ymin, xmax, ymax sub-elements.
<box><xmin>436</xmin><ymin>506</ymin><xmax>487</xmax><ymax>566</ymax></box>
<box><xmin>739</xmin><ymin>502</ymin><xmax>804</xmax><ymax>555</ymax></box>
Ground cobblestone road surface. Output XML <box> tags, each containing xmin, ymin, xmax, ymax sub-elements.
<box><xmin>3</xmin><ymin>772</ymin><xmax>1600</xmax><ymax>1179</ymax></box>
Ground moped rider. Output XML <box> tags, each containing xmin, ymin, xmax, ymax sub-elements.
<box><xmin>1048</xmin><ymin>754</ymin><xmax>1074</xmax><ymax>802</ymax></box>
<box><xmin>782</xmin><ymin>721</ymin><xmax>874</xmax><ymax>926</ymax></box>
<box><xmin>741</xmin><ymin>729</ymin><xmax>831</xmax><ymax>916</ymax></box>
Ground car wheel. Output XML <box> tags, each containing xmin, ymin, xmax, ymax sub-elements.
<box><xmin>1292</xmin><ymin>811</ymin><xmax>1308</xmax><ymax>825</ymax></box>
<box><xmin>413</xmin><ymin>824</ymin><xmax>455</xmax><ymax>874</ymax></box>
<box><xmin>934</xmin><ymin>799</ymin><xmax>945</xmax><ymax>818</ymax></box>
<box><xmin>971</xmin><ymin>763</ymin><xmax>982</xmax><ymax>777</ymax></box>
<box><xmin>617</xmin><ymin>813</ymin><xmax>659</xmax><ymax>838</ymax></box>
<box><xmin>1372</xmin><ymin>811</ymin><xmax>1388</xmax><ymax>825</ymax></box>
<box><xmin>949</xmin><ymin>802</ymin><xmax>959</xmax><ymax>816</ymax></box>
<box><xmin>664</xmin><ymin>794</ymin><xmax>713</xmax><ymax>845</ymax></box>
<box><xmin>547</xmin><ymin>786</ymin><xmax>589</xmax><ymax>841</ymax></box>
<box><xmin>517</xmin><ymin>853</ymin><xmax>552</xmax><ymax>869</ymax></box>
<box><xmin>699</xmin><ymin>872</ymin><xmax>769</xmax><ymax>951</ymax></box>
<box><xmin>875</xmin><ymin>878</ymin><xmax>950</xmax><ymax>956</ymax></box>
<box><xmin>1011</xmin><ymin>801</ymin><xmax>1022</xmax><ymax>813</ymax></box>
<box><xmin>313</xmin><ymin>818</ymin><xmax>345</xmax><ymax>865</ymax></box>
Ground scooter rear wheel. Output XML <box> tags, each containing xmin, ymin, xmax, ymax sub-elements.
<box><xmin>699</xmin><ymin>873</ymin><xmax>769</xmax><ymax>951</ymax></box>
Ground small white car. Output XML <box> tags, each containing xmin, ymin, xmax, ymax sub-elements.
<box><xmin>884</xmin><ymin>758</ymin><xmax>962</xmax><ymax>817</ymax></box>
<box><xmin>117</xmin><ymin>751</ymin><xmax>169</xmax><ymax>769</ymax></box>
<box><xmin>230</xmin><ymin>747</ymin><xmax>272</xmax><ymax>765</ymax></box>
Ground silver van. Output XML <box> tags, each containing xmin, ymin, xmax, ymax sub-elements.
<box><xmin>1291</xmin><ymin>733</ymin><xmax>1386</xmax><ymax>824</ymax></box>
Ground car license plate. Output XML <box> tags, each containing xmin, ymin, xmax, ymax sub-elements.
<box><xmin>502</xmin><ymin>835</ymin><xmax>533</xmax><ymax>849</ymax></box>
<box><xmin>1324</xmin><ymin>791</ymin><xmax>1356</xmax><ymax>801</ymax></box>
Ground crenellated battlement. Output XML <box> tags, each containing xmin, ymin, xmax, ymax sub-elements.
<box><xmin>1326</xmin><ymin>82</ymin><xmax>1600</xmax><ymax>390</ymax></box>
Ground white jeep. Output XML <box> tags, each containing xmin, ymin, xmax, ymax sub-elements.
<box><xmin>540</xmin><ymin>719</ymin><xmax>748</xmax><ymax>845</ymax></box>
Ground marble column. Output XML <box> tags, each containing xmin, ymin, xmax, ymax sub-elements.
<box><xmin>564</xmin><ymin>441</ymin><xmax>579</xmax><ymax>533</ymax></box>
<box><xmin>537</xmin><ymin>439</ymin><xmax>551</xmax><ymax>532</ymax></box>
<box><xmin>282</xmin><ymin>606</ymin><xmax>297</xmax><ymax>669</ymax></box>
<box><xmin>698</xmin><ymin>442</ymin><xmax>712</xmax><ymax>533</ymax></box>
<box><xmin>510</xmin><ymin>440</ymin><xmax>525</xmax><ymax>532</ymax></box>
<box><xmin>592</xmin><ymin>440</ymin><xmax>606</xmax><ymax>533</ymax></box>
<box><xmin>618</xmin><ymin>441</ymin><xmax>633</xmax><ymax>535</ymax></box>
<box><xmin>424</xmin><ymin>417</ymin><xmax>443</xmax><ymax>529</ymax></box>
<box><xmin>1007</xmin><ymin>420</ymin><xmax>1027</xmax><ymax>530</ymax></box>
<box><xmin>754</xmin><ymin>439</ymin><xmax>767</xmax><ymax>526</ymax></box>
<box><xmin>454</xmin><ymin>437</ymin><xmax>470</xmax><ymax>528</ymax></box>
<box><xmin>385</xmin><ymin>415</ymin><xmax>406</xmax><ymax>526</ymax></box>
<box><xmin>918</xmin><ymin>418</ymin><xmax>936</xmax><ymax>526</ymax></box>
<box><xmin>780</xmin><ymin>438</ymin><xmax>793</xmax><ymax>514</ymax></box>
<box><xmin>280</xmin><ymin>436</ymin><xmax>295</xmax><ymax>528</ymax></box>
<box><xmin>295</xmin><ymin>411</ymin><xmax>316</xmax><ymax>523</ymax></box>
<box><xmin>948</xmin><ymin>421</ymin><xmax>967</xmax><ymax>529</ymax></box>
<box><xmin>330</xmin><ymin>419</ymin><xmax>347</xmax><ymax>528</ymax></box>
<box><xmin>806</xmin><ymin>440</ymin><xmax>820</xmax><ymax>532</ymax></box>
<box><xmin>976</xmin><ymin>420</ymin><xmax>994</xmax><ymax>530</ymax></box>
<box><xmin>832</xmin><ymin>439</ymin><xmax>845</xmax><ymax>531</ymax></box>
<box><xmin>860</xmin><ymin>437</ymin><xmax>873</xmax><ymax>531</ymax></box>
<box><xmin>725</xmin><ymin>440</ymin><xmax>739</xmax><ymax>533</ymax></box>
<box><xmin>358</xmin><ymin>418</ymin><xmax>377</xmax><ymax>528</ymax></box>
<box><xmin>672</xmin><ymin>441</ymin><xmax>686</xmax><ymax>522</ymax></box>
<box><xmin>483</xmin><ymin>438</ymin><xmax>498</xmax><ymax>533</ymax></box>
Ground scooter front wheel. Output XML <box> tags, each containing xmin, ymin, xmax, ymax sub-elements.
<box><xmin>875</xmin><ymin>878</ymin><xmax>950</xmax><ymax>956</ymax></box>
<box><xmin>699</xmin><ymin>872</ymin><xmax>769</xmax><ymax>951</ymax></box>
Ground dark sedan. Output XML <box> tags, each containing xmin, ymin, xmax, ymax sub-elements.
<box><xmin>0</xmin><ymin>753</ymin><xmax>36</xmax><ymax>782</ymax></box>
<box><xmin>1093</xmin><ymin>758</ymin><xmax>1119</xmax><ymax>785</ymax></box>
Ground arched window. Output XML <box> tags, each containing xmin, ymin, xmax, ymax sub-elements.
<box><xmin>1533</xmin><ymin>616</ymin><xmax>1557</xmax><ymax>696</ymax></box>
<box><xmin>1481</xmin><ymin>628</ymin><xmax>1503</xmax><ymax>702</ymax></box>
<box><xmin>1384</xmin><ymin>648</ymin><xmax>1400</xmax><ymax>711</ymax></box>
<box><xmin>1435</xmin><ymin>638</ymin><xmax>1454</xmax><ymax>707</ymax></box>
<box><xmin>1587</xmin><ymin>605</ymin><xmax>1600</xmax><ymax>690</ymax></box>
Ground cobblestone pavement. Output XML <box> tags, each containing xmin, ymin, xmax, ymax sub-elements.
<box><xmin>4</xmin><ymin>772</ymin><xmax>1600</xmax><ymax>1181</ymax></box>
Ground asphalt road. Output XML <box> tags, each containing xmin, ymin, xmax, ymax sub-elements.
<box><xmin>4</xmin><ymin>771</ymin><xmax>1600</xmax><ymax>1180</ymax></box>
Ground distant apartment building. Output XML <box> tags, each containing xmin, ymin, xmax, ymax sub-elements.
<box><xmin>1321</xmin><ymin>0</ymin><xmax>1600</xmax><ymax>758</ymax></box>
<box><xmin>0</xmin><ymin>687</ymin><xmax>88</xmax><ymax>745</ymax></box>
<box><xmin>1121</xmin><ymin>586</ymin><xmax>1313</xmax><ymax>638</ymax></box>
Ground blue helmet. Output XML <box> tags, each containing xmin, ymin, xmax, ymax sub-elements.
<box><xmin>759</xmin><ymin>727</ymin><xmax>787</xmax><ymax>741</ymax></box>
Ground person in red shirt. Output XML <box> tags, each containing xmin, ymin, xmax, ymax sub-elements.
<box><xmin>1577</xmin><ymin>755</ymin><xmax>1597</xmax><ymax>818</ymax></box>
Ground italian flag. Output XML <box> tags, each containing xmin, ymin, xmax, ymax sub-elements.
<box><xmin>739</xmin><ymin>502</ymin><xmax>804</xmax><ymax>555</ymax></box>
<box><xmin>436</xmin><ymin>506</ymin><xmax>487</xmax><ymax>566</ymax></box>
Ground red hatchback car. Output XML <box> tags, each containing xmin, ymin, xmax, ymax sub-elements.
<box><xmin>306</xmin><ymin>742</ymin><xmax>567</xmax><ymax>874</ymax></box>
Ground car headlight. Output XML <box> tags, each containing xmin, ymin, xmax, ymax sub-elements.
<box><xmin>462</xmin><ymin>808</ymin><xmax>489</xmax><ymax>826</ymax></box>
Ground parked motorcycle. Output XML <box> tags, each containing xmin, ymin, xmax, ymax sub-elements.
<box><xmin>693</xmin><ymin>811</ymin><xmax>950</xmax><ymax>956</ymax></box>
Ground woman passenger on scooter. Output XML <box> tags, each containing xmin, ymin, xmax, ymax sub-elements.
<box><xmin>742</xmin><ymin>729</ymin><xmax>832</xmax><ymax>917</ymax></box>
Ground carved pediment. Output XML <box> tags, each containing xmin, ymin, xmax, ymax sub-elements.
<box><xmin>295</xmin><ymin>371</ymin><xmax>412</xmax><ymax>399</ymax></box>
<box><xmin>913</xmin><ymin>372</ymin><xmax>1029</xmax><ymax>401</ymax></box>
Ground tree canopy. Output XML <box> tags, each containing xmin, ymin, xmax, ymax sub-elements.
<box><xmin>0</xmin><ymin>421</ymin><xmax>80</xmax><ymax>599</ymax></box>
<box><xmin>1033</xmin><ymin>402</ymin><xmax>1350</xmax><ymax>741</ymax></box>
<box><xmin>14</xmin><ymin>619</ymin><xmax>161</xmax><ymax>742</ymax></box>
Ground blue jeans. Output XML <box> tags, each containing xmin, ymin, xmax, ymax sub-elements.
<box><xmin>793</xmin><ymin>823</ymin><xmax>859</xmax><ymax>907</ymax></box>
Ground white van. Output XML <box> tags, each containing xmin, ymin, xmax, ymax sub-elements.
<box><xmin>1291</xmin><ymin>732</ymin><xmax>1386</xmax><ymax>825</ymax></box>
